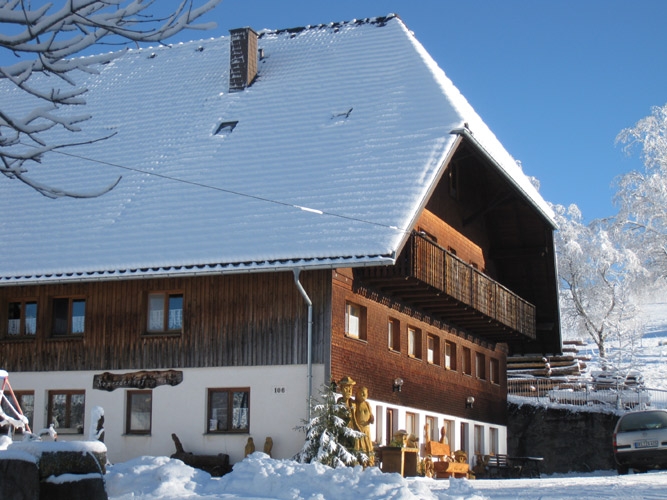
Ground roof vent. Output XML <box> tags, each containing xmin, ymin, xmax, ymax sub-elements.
<box><xmin>214</xmin><ymin>120</ymin><xmax>238</xmax><ymax>136</ymax></box>
<box><xmin>229</xmin><ymin>27</ymin><xmax>258</xmax><ymax>93</ymax></box>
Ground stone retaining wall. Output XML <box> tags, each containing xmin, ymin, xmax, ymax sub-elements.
<box><xmin>507</xmin><ymin>402</ymin><xmax>622</xmax><ymax>474</ymax></box>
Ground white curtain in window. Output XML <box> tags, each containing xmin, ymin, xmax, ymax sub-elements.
<box><xmin>7</xmin><ymin>319</ymin><xmax>20</xmax><ymax>335</ymax></box>
<box><xmin>408</xmin><ymin>329</ymin><xmax>416</xmax><ymax>355</ymax></box>
<box><xmin>345</xmin><ymin>304</ymin><xmax>360</xmax><ymax>337</ymax></box>
<box><xmin>168</xmin><ymin>308</ymin><xmax>182</xmax><ymax>330</ymax></box>
<box><xmin>72</xmin><ymin>316</ymin><xmax>85</xmax><ymax>334</ymax></box>
<box><xmin>232</xmin><ymin>391</ymin><xmax>249</xmax><ymax>430</ymax></box>
<box><xmin>25</xmin><ymin>318</ymin><xmax>36</xmax><ymax>335</ymax></box>
<box><xmin>148</xmin><ymin>295</ymin><xmax>164</xmax><ymax>331</ymax></box>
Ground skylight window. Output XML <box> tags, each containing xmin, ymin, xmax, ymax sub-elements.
<box><xmin>332</xmin><ymin>108</ymin><xmax>353</xmax><ymax>120</ymax></box>
<box><xmin>214</xmin><ymin>121</ymin><xmax>239</xmax><ymax>137</ymax></box>
<box><xmin>329</xmin><ymin>108</ymin><xmax>353</xmax><ymax>126</ymax></box>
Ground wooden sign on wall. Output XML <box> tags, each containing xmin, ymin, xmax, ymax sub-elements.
<box><xmin>93</xmin><ymin>370</ymin><xmax>183</xmax><ymax>391</ymax></box>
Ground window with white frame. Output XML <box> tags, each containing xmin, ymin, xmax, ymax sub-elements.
<box><xmin>476</xmin><ymin>352</ymin><xmax>486</xmax><ymax>380</ymax></box>
<box><xmin>388</xmin><ymin>318</ymin><xmax>400</xmax><ymax>351</ymax></box>
<box><xmin>490</xmin><ymin>358</ymin><xmax>500</xmax><ymax>384</ymax></box>
<box><xmin>474</xmin><ymin>424</ymin><xmax>484</xmax><ymax>454</ymax></box>
<box><xmin>489</xmin><ymin>427</ymin><xmax>499</xmax><ymax>455</ymax></box>
<box><xmin>445</xmin><ymin>341</ymin><xmax>456</xmax><ymax>370</ymax></box>
<box><xmin>385</xmin><ymin>407</ymin><xmax>397</xmax><ymax>447</ymax></box>
<box><xmin>425</xmin><ymin>415</ymin><xmax>439</xmax><ymax>442</ymax></box>
<box><xmin>408</xmin><ymin>327</ymin><xmax>421</xmax><ymax>359</ymax></box>
<box><xmin>7</xmin><ymin>300</ymin><xmax>37</xmax><ymax>337</ymax></box>
<box><xmin>427</xmin><ymin>334</ymin><xmax>440</xmax><ymax>365</ymax></box>
<box><xmin>460</xmin><ymin>422</ymin><xmax>469</xmax><ymax>453</ymax></box>
<box><xmin>406</xmin><ymin>411</ymin><xmax>419</xmax><ymax>438</ymax></box>
<box><xmin>375</xmin><ymin>405</ymin><xmax>384</xmax><ymax>444</ymax></box>
<box><xmin>462</xmin><ymin>347</ymin><xmax>472</xmax><ymax>375</ymax></box>
<box><xmin>441</xmin><ymin>419</ymin><xmax>453</xmax><ymax>445</ymax></box>
<box><xmin>345</xmin><ymin>301</ymin><xmax>366</xmax><ymax>340</ymax></box>
<box><xmin>147</xmin><ymin>292</ymin><xmax>183</xmax><ymax>333</ymax></box>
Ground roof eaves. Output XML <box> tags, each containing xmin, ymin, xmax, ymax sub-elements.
<box><xmin>0</xmin><ymin>254</ymin><xmax>396</xmax><ymax>285</ymax></box>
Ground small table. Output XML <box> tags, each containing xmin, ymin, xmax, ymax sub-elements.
<box><xmin>379</xmin><ymin>447</ymin><xmax>419</xmax><ymax>477</ymax></box>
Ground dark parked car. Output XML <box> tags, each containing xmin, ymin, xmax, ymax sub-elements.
<box><xmin>613</xmin><ymin>409</ymin><xmax>667</xmax><ymax>474</ymax></box>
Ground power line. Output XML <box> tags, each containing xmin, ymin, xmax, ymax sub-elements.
<box><xmin>53</xmin><ymin>148</ymin><xmax>409</xmax><ymax>233</ymax></box>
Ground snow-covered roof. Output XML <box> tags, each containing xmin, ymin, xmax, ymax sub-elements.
<box><xmin>0</xmin><ymin>15</ymin><xmax>553</xmax><ymax>284</ymax></box>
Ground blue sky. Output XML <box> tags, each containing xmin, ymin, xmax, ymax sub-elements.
<box><xmin>6</xmin><ymin>1</ymin><xmax>667</xmax><ymax>222</ymax></box>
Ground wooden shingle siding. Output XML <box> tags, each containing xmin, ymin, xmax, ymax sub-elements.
<box><xmin>331</xmin><ymin>269</ymin><xmax>508</xmax><ymax>424</ymax></box>
<box><xmin>0</xmin><ymin>271</ymin><xmax>331</xmax><ymax>372</ymax></box>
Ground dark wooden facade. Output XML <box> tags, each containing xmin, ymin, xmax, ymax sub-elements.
<box><xmin>331</xmin><ymin>269</ymin><xmax>508</xmax><ymax>426</ymax></box>
<box><xmin>358</xmin><ymin>138</ymin><xmax>561</xmax><ymax>356</ymax></box>
<box><xmin>0</xmin><ymin>271</ymin><xmax>331</xmax><ymax>373</ymax></box>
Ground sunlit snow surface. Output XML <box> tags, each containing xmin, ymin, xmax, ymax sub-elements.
<box><xmin>0</xmin><ymin>15</ymin><xmax>551</xmax><ymax>283</ymax></box>
<box><xmin>104</xmin><ymin>452</ymin><xmax>667</xmax><ymax>500</ymax></box>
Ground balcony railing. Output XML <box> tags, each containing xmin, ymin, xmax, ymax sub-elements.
<box><xmin>358</xmin><ymin>232</ymin><xmax>536</xmax><ymax>340</ymax></box>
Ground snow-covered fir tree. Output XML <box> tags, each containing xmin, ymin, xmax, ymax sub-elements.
<box><xmin>295</xmin><ymin>384</ymin><xmax>368</xmax><ymax>468</ymax></box>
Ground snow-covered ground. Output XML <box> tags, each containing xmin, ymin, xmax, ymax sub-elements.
<box><xmin>573</xmin><ymin>298</ymin><xmax>667</xmax><ymax>391</ymax></box>
<box><xmin>104</xmin><ymin>452</ymin><xmax>667</xmax><ymax>500</ymax></box>
<box><xmin>628</xmin><ymin>300</ymin><xmax>667</xmax><ymax>390</ymax></box>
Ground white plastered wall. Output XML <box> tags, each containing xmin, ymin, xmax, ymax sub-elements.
<box><xmin>369</xmin><ymin>399</ymin><xmax>507</xmax><ymax>466</ymax></box>
<box><xmin>8</xmin><ymin>364</ymin><xmax>326</xmax><ymax>464</ymax></box>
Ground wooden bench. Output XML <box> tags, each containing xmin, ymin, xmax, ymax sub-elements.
<box><xmin>170</xmin><ymin>433</ymin><xmax>230</xmax><ymax>477</ymax></box>
<box><xmin>485</xmin><ymin>454</ymin><xmax>521</xmax><ymax>479</ymax></box>
<box><xmin>425</xmin><ymin>441</ymin><xmax>469</xmax><ymax>479</ymax></box>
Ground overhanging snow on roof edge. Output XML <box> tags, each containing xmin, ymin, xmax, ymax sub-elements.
<box><xmin>0</xmin><ymin>254</ymin><xmax>397</xmax><ymax>286</ymax></box>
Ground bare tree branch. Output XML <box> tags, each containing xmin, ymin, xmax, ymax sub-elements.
<box><xmin>553</xmin><ymin>203</ymin><xmax>644</xmax><ymax>358</ymax></box>
<box><xmin>0</xmin><ymin>0</ymin><xmax>222</xmax><ymax>198</ymax></box>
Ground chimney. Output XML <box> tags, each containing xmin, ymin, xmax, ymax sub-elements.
<box><xmin>229</xmin><ymin>27</ymin><xmax>258</xmax><ymax>92</ymax></box>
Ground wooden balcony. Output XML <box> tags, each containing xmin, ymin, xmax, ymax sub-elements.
<box><xmin>356</xmin><ymin>232</ymin><xmax>536</xmax><ymax>342</ymax></box>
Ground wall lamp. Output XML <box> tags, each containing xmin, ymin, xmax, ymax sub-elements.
<box><xmin>393</xmin><ymin>377</ymin><xmax>404</xmax><ymax>392</ymax></box>
<box><xmin>466</xmin><ymin>396</ymin><xmax>475</xmax><ymax>409</ymax></box>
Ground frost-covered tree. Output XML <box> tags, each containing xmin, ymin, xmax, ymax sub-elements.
<box><xmin>0</xmin><ymin>0</ymin><xmax>221</xmax><ymax>198</ymax></box>
<box><xmin>294</xmin><ymin>384</ymin><xmax>368</xmax><ymax>468</ymax></box>
<box><xmin>553</xmin><ymin>203</ymin><xmax>644</xmax><ymax>358</ymax></box>
<box><xmin>615</xmin><ymin>103</ymin><xmax>667</xmax><ymax>279</ymax></box>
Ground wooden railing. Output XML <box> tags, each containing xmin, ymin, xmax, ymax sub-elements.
<box><xmin>396</xmin><ymin>232</ymin><xmax>536</xmax><ymax>337</ymax></box>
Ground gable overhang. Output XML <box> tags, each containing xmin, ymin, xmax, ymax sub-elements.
<box><xmin>450</xmin><ymin>127</ymin><xmax>556</xmax><ymax>230</ymax></box>
<box><xmin>447</xmin><ymin>127</ymin><xmax>561</xmax><ymax>355</ymax></box>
